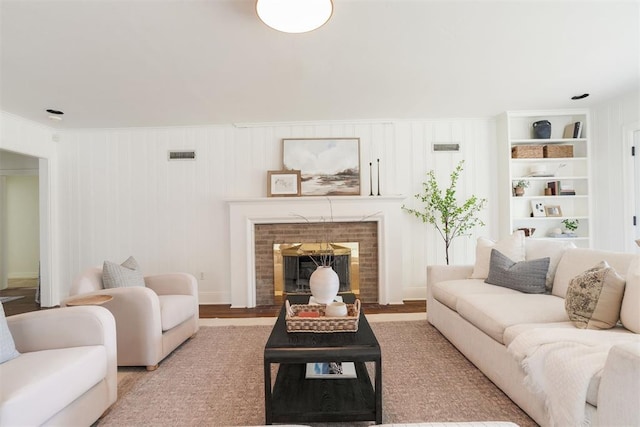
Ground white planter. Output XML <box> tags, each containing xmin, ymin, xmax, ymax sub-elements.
<box><xmin>309</xmin><ymin>266</ymin><xmax>339</xmax><ymax>304</ymax></box>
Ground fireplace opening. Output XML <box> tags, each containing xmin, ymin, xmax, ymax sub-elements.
<box><xmin>273</xmin><ymin>243</ymin><xmax>359</xmax><ymax>297</ymax></box>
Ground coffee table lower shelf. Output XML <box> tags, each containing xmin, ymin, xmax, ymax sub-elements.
<box><xmin>270</xmin><ymin>362</ymin><xmax>376</xmax><ymax>423</ymax></box>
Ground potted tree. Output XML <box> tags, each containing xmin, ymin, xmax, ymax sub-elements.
<box><xmin>402</xmin><ymin>160</ymin><xmax>487</xmax><ymax>265</ymax></box>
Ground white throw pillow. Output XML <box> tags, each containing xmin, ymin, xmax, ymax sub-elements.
<box><xmin>621</xmin><ymin>255</ymin><xmax>640</xmax><ymax>333</ymax></box>
<box><xmin>0</xmin><ymin>302</ymin><xmax>20</xmax><ymax>364</ymax></box>
<box><xmin>470</xmin><ymin>231</ymin><xmax>526</xmax><ymax>279</ymax></box>
<box><xmin>525</xmin><ymin>239</ymin><xmax>577</xmax><ymax>292</ymax></box>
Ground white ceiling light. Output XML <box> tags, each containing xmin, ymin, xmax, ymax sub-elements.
<box><xmin>256</xmin><ymin>0</ymin><xmax>333</xmax><ymax>34</ymax></box>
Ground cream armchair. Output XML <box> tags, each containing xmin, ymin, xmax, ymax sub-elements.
<box><xmin>1</xmin><ymin>306</ymin><xmax>117</xmax><ymax>426</ymax></box>
<box><xmin>62</xmin><ymin>267</ymin><xmax>199</xmax><ymax>370</ymax></box>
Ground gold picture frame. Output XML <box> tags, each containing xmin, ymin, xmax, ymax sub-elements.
<box><xmin>267</xmin><ymin>170</ymin><xmax>301</xmax><ymax>197</ymax></box>
<box><xmin>544</xmin><ymin>205</ymin><xmax>563</xmax><ymax>217</ymax></box>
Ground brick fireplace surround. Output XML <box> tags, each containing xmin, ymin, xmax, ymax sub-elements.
<box><xmin>228</xmin><ymin>196</ymin><xmax>406</xmax><ymax>308</ymax></box>
<box><xmin>255</xmin><ymin>221</ymin><xmax>378</xmax><ymax>306</ymax></box>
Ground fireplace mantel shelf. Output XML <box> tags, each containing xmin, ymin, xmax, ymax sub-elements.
<box><xmin>226</xmin><ymin>195</ymin><xmax>407</xmax><ymax>203</ymax></box>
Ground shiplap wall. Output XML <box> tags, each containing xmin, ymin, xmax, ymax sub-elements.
<box><xmin>58</xmin><ymin>119</ymin><xmax>497</xmax><ymax>304</ymax></box>
<box><xmin>590</xmin><ymin>90</ymin><xmax>640</xmax><ymax>252</ymax></box>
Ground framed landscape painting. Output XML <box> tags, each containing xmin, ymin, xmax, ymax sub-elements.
<box><xmin>282</xmin><ymin>138</ymin><xmax>360</xmax><ymax>196</ymax></box>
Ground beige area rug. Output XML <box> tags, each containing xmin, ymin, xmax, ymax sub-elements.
<box><xmin>99</xmin><ymin>321</ymin><xmax>537</xmax><ymax>426</ymax></box>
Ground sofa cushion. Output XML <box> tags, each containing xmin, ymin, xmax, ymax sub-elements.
<box><xmin>485</xmin><ymin>249</ymin><xmax>549</xmax><ymax>294</ymax></box>
<box><xmin>1</xmin><ymin>303</ymin><xmax>20</xmax><ymax>364</ymax></box>
<box><xmin>470</xmin><ymin>231</ymin><xmax>525</xmax><ymax>279</ymax></box>
<box><xmin>552</xmin><ymin>248</ymin><xmax>635</xmax><ymax>298</ymax></box>
<box><xmin>456</xmin><ymin>293</ymin><xmax>568</xmax><ymax>344</ymax></box>
<box><xmin>432</xmin><ymin>279</ymin><xmax>520</xmax><ymax>311</ymax></box>
<box><xmin>525</xmin><ymin>239</ymin><xmax>576</xmax><ymax>291</ymax></box>
<box><xmin>621</xmin><ymin>255</ymin><xmax>640</xmax><ymax>333</ymax></box>
<box><xmin>565</xmin><ymin>261</ymin><xmax>625</xmax><ymax>330</ymax></box>
<box><xmin>0</xmin><ymin>346</ymin><xmax>106</xmax><ymax>426</ymax></box>
<box><xmin>158</xmin><ymin>295</ymin><xmax>196</xmax><ymax>331</ymax></box>
<box><xmin>103</xmin><ymin>256</ymin><xmax>145</xmax><ymax>289</ymax></box>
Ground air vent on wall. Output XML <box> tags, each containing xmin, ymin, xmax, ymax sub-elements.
<box><xmin>432</xmin><ymin>143</ymin><xmax>460</xmax><ymax>152</ymax></box>
<box><xmin>168</xmin><ymin>150</ymin><xmax>196</xmax><ymax>160</ymax></box>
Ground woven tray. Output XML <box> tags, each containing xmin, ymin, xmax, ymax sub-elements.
<box><xmin>285</xmin><ymin>299</ymin><xmax>361</xmax><ymax>333</ymax></box>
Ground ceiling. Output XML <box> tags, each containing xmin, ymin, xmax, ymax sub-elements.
<box><xmin>1</xmin><ymin>0</ymin><xmax>638</xmax><ymax>130</ymax></box>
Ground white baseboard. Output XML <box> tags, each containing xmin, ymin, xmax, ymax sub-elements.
<box><xmin>8</xmin><ymin>272</ymin><xmax>39</xmax><ymax>279</ymax></box>
<box><xmin>403</xmin><ymin>286</ymin><xmax>427</xmax><ymax>301</ymax></box>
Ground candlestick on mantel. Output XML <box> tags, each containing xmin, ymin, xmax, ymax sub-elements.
<box><xmin>376</xmin><ymin>158</ymin><xmax>381</xmax><ymax>196</ymax></box>
<box><xmin>369</xmin><ymin>162</ymin><xmax>374</xmax><ymax>196</ymax></box>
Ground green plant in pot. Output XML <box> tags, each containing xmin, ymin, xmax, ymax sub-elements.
<box><xmin>513</xmin><ymin>180</ymin><xmax>529</xmax><ymax>197</ymax></box>
<box><xmin>402</xmin><ymin>160</ymin><xmax>487</xmax><ymax>265</ymax></box>
<box><xmin>562</xmin><ymin>218</ymin><xmax>579</xmax><ymax>235</ymax></box>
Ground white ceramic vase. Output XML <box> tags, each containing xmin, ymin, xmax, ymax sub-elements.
<box><xmin>309</xmin><ymin>266</ymin><xmax>339</xmax><ymax>304</ymax></box>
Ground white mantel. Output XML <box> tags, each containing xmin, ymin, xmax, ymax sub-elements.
<box><xmin>228</xmin><ymin>196</ymin><xmax>407</xmax><ymax>308</ymax></box>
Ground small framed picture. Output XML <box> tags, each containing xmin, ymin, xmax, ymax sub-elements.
<box><xmin>267</xmin><ymin>170</ymin><xmax>301</xmax><ymax>197</ymax></box>
<box><xmin>530</xmin><ymin>200</ymin><xmax>546</xmax><ymax>217</ymax></box>
<box><xmin>544</xmin><ymin>205</ymin><xmax>563</xmax><ymax>217</ymax></box>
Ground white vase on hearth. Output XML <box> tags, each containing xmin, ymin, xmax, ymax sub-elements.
<box><xmin>309</xmin><ymin>266</ymin><xmax>339</xmax><ymax>304</ymax></box>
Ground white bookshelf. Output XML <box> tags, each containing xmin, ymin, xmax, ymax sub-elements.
<box><xmin>497</xmin><ymin>110</ymin><xmax>592</xmax><ymax>247</ymax></box>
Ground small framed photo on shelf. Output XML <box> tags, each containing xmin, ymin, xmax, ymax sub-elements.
<box><xmin>530</xmin><ymin>200</ymin><xmax>546</xmax><ymax>217</ymax></box>
<box><xmin>544</xmin><ymin>205</ymin><xmax>563</xmax><ymax>217</ymax></box>
<box><xmin>267</xmin><ymin>170</ymin><xmax>301</xmax><ymax>197</ymax></box>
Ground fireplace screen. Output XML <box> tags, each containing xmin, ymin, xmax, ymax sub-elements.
<box><xmin>273</xmin><ymin>243</ymin><xmax>359</xmax><ymax>297</ymax></box>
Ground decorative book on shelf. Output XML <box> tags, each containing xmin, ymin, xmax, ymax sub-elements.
<box><xmin>563</xmin><ymin>122</ymin><xmax>583</xmax><ymax>139</ymax></box>
<box><xmin>305</xmin><ymin>362</ymin><xmax>357</xmax><ymax>379</ymax></box>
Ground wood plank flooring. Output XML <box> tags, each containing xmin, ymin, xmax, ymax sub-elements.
<box><xmin>1</xmin><ymin>287</ymin><xmax>426</xmax><ymax>318</ymax></box>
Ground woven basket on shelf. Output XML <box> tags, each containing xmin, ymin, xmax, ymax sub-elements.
<box><xmin>543</xmin><ymin>145</ymin><xmax>573</xmax><ymax>158</ymax></box>
<box><xmin>511</xmin><ymin>145</ymin><xmax>543</xmax><ymax>159</ymax></box>
<box><xmin>285</xmin><ymin>299</ymin><xmax>360</xmax><ymax>333</ymax></box>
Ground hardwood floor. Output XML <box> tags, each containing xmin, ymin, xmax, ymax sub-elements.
<box><xmin>1</xmin><ymin>286</ymin><xmax>426</xmax><ymax>318</ymax></box>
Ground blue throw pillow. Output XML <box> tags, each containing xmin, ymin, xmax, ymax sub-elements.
<box><xmin>485</xmin><ymin>249</ymin><xmax>550</xmax><ymax>294</ymax></box>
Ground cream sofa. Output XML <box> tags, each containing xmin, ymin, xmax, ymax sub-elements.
<box><xmin>427</xmin><ymin>244</ymin><xmax>640</xmax><ymax>427</ymax></box>
<box><xmin>62</xmin><ymin>267</ymin><xmax>199</xmax><ymax>370</ymax></box>
<box><xmin>1</xmin><ymin>306</ymin><xmax>117</xmax><ymax>426</ymax></box>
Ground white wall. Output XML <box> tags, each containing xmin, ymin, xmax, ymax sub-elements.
<box><xmin>57</xmin><ymin>119</ymin><xmax>496</xmax><ymax>304</ymax></box>
<box><xmin>590</xmin><ymin>90</ymin><xmax>640</xmax><ymax>251</ymax></box>
<box><xmin>5</xmin><ymin>175</ymin><xmax>39</xmax><ymax>278</ymax></box>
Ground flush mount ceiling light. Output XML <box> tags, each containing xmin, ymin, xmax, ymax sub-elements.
<box><xmin>256</xmin><ymin>0</ymin><xmax>333</xmax><ymax>34</ymax></box>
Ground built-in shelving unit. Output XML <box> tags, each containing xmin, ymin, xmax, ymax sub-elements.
<box><xmin>497</xmin><ymin>110</ymin><xmax>592</xmax><ymax>247</ymax></box>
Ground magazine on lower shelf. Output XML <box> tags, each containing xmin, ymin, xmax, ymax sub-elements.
<box><xmin>305</xmin><ymin>362</ymin><xmax>357</xmax><ymax>379</ymax></box>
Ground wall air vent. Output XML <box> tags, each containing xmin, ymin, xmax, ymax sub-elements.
<box><xmin>432</xmin><ymin>143</ymin><xmax>460</xmax><ymax>152</ymax></box>
<box><xmin>168</xmin><ymin>150</ymin><xmax>196</xmax><ymax>161</ymax></box>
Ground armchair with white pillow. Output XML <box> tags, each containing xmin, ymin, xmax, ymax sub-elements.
<box><xmin>1</xmin><ymin>304</ymin><xmax>117</xmax><ymax>426</ymax></box>
<box><xmin>62</xmin><ymin>257</ymin><xmax>199</xmax><ymax>370</ymax></box>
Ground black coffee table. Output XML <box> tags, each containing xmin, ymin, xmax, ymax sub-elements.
<box><xmin>263</xmin><ymin>294</ymin><xmax>382</xmax><ymax>424</ymax></box>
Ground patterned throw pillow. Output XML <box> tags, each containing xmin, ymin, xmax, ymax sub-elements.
<box><xmin>1</xmin><ymin>302</ymin><xmax>20</xmax><ymax>364</ymax></box>
<box><xmin>565</xmin><ymin>261</ymin><xmax>626</xmax><ymax>330</ymax></box>
<box><xmin>102</xmin><ymin>256</ymin><xmax>145</xmax><ymax>288</ymax></box>
<box><xmin>485</xmin><ymin>249</ymin><xmax>549</xmax><ymax>294</ymax></box>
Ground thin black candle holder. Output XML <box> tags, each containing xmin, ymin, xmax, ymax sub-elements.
<box><xmin>369</xmin><ymin>162</ymin><xmax>374</xmax><ymax>196</ymax></box>
<box><xmin>376</xmin><ymin>158</ymin><xmax>381</xmax><ymax>196</ymax></box>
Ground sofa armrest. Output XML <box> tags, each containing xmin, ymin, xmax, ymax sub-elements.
<box><xmin>597</xmin><ymin>341</ymin><xmax>640</xmax><ymax>426</ymax></box>
<box><xmin>7</xmin><ymin>306</ymin><xmax>116</xmax><ymax>354</ymax></box>
<box><xmin>426</xmin><ymin>265</ymin><xmax>473</xmax><ymax>300</ymax></box>
<box><xmin>144</xmin><ymin>272</ymin><xmax>198</xmax><ymax>298</ymax></box>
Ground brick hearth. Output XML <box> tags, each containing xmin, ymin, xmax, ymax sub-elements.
<box><xmin>254</xmin><ymin>221</ymin><xmax>378</xmax><ymax>305</ymax></box>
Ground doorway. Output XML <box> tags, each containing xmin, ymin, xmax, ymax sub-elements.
<box><xmin>0</xmin><ymin>150</ymin><xmax>40</xmax><ymax>301</ymax></box>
